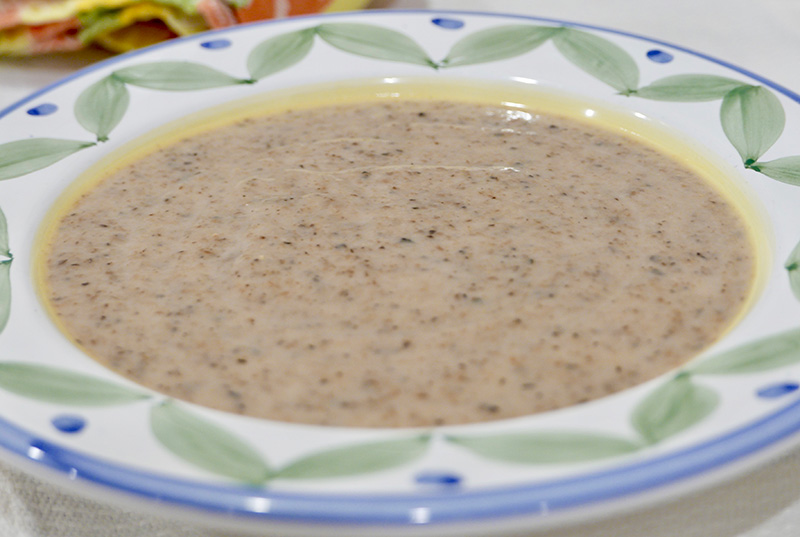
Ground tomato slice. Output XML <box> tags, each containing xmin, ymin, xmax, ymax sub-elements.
<box><xmin>235</xmin><ymin>0</ymin><xmax>335</xmax><ymax>23</ymax></box>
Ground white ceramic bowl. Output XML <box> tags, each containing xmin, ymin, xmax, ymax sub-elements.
<box><xmin>2</xmin><ymin>10</ymin><xmax>800</xmax><ymax>536</ymax></box>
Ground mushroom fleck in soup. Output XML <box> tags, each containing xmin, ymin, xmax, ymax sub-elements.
<box><xmin>40</xmin><ymin>84</ymin><xmax>757</xmax><ymax>428</ymax></box>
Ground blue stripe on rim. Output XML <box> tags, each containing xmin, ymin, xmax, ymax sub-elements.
<box><xmin>2</xmin><ymin>395</ymin><xmax>800</xmax><ymax>524</ymax></box>
<box><xmin>2</xmin><ymin>9</ymin><xmax>800</xmax><ymax>526</ymax></box>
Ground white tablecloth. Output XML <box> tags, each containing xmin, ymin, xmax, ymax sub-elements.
<box><xmin>2</xmin><ymin>1</ymin><xmax>800</xmax><ymax>535</ymax></box>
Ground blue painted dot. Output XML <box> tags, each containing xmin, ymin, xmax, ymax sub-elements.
<box><xmin>646</xmin><ymin>49</ymin><xmax>674</xmax><ymax>63</ymax></box>
<box><xmin>415</xmin><ymin>470</ymin><xmax>462</xmax><ymax>488</ymax></box>
<box><xmin>27</xmin><ymin>103</ymin><xmax>58</xmax><ymax>116</ymax></box>
<box><xmin>432</xmin><ymin>18</ymin><xmax>464</xmax><ymax>30</ymax></box>
<box><xmin>757</xmin><ymin>382</ymin><xmax>800</xmax><ymax>399</ymax></box>
<box><xmin>51</xmin><ymin>414</ymin><xmax>86</xmax><ymax>433</ymax></box>
<box><xmin>201</xmin><ymin>39</ymin><xmax>232</xmax><ymax>50</ymax></box>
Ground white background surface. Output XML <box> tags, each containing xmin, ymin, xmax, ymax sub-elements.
<box><xmin>2</xmin><ymin>0</ymin><xmax>800</xmax><ymax>535</ymax></box>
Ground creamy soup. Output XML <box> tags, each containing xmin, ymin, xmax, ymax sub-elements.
<box><xmin>40</xmin><ymin>89</ymin><xmax>756</xmax><ymax>428</ymax></box>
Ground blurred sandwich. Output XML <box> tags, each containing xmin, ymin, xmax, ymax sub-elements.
<box><xmin>0</xmin><ymin>0</ymin><xmax>368</xmax><ymax>55</ymax></box>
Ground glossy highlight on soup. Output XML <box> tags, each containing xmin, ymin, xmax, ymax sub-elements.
<box><xmin>39</xmin><ymin>82</ymin><xmax>758</xmax><ymax>428</ymax></box>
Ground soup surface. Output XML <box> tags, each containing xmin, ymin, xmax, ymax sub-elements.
<box><xmin>42</xmin><ymin>96</ymin><xmax>755</xmax><ymax>427</ymax></box>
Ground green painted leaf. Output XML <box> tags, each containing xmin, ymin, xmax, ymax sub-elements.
<box><xmin>315</xmin><ymin>23</ymin><xmax>435</xmax><ymax>67</ymax></box>
<box><xmin>0</xmin><ymin>262</ymin><xmax>9</xmax><ymax>335</ymax></box>
<box><xmin>113</xmin><ymin>61</ymin><xmax>249</xmax><ymax>90</ymax></box>
<box><xmin>275</xmin><ymin>434</ymin><xmax>431</xmax><ymax>480</ymax></box>
<box><xmin>631</xmin><ymin>373</ymin><xmax>718</xmax><ymax>445</ymax></box>
<box><xmin>440</xmin><ymin>25</ymin><xmax>560</xmax><ymax>68</ymax></box>
<box><xmin>750</xmin><ymin>156</ymin><xmax>800</xmax><ymax>186</ymax></box>
<box><xmin>552</xmin><ymin>28</ymin><xmax>639</xmax><ymax>93</ymax></box>
<box><xmin>633</xmin><ymin>74</ymin><xmax>746</xmax><ymax>101</ymax></box>
<box><xmin>0</xmin><ymin>138</ymin><xmax>95</xmax><ymax>181</ymax></box>
<box><xmin>446</xmin><ymin>431</ymin><xmax>641</xmax><ymax>464</ymax></box>
<box><xmin>690</xmin><ymin>328</ymin><xmax>800</xmax><ymax>375</ymax></box>
<box><xmin>247</xmin><ymin>27</ymin><xmax>316</xmax><ymax>81</ymax></box>
<box><xmin>786</xmin><ymin>239</ymin><xmax>800</xmax><ymax>301</ymax></box>
<box><xmin>74</xmin><ymin>75</ymin><xmax>130</xmax><ymax>142</ymax></box>
<box><xmin>151</xmin><ymin>400</ymin><xmax>270</xmax><ymax>484</ymax></box>
<box><xmin>0</xmin><ymin>362</ymin><xmax>151</xmax><ymax>405</ymax></box>
<box><xmin>0</xmin><ymin>205</ymin><xmax>8</xmax><ymax>258</ymax></box>
<box><xmin>721</xmin><ymin>85</ymin><xmax>785</xmax><ymax>164</ymax></box>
